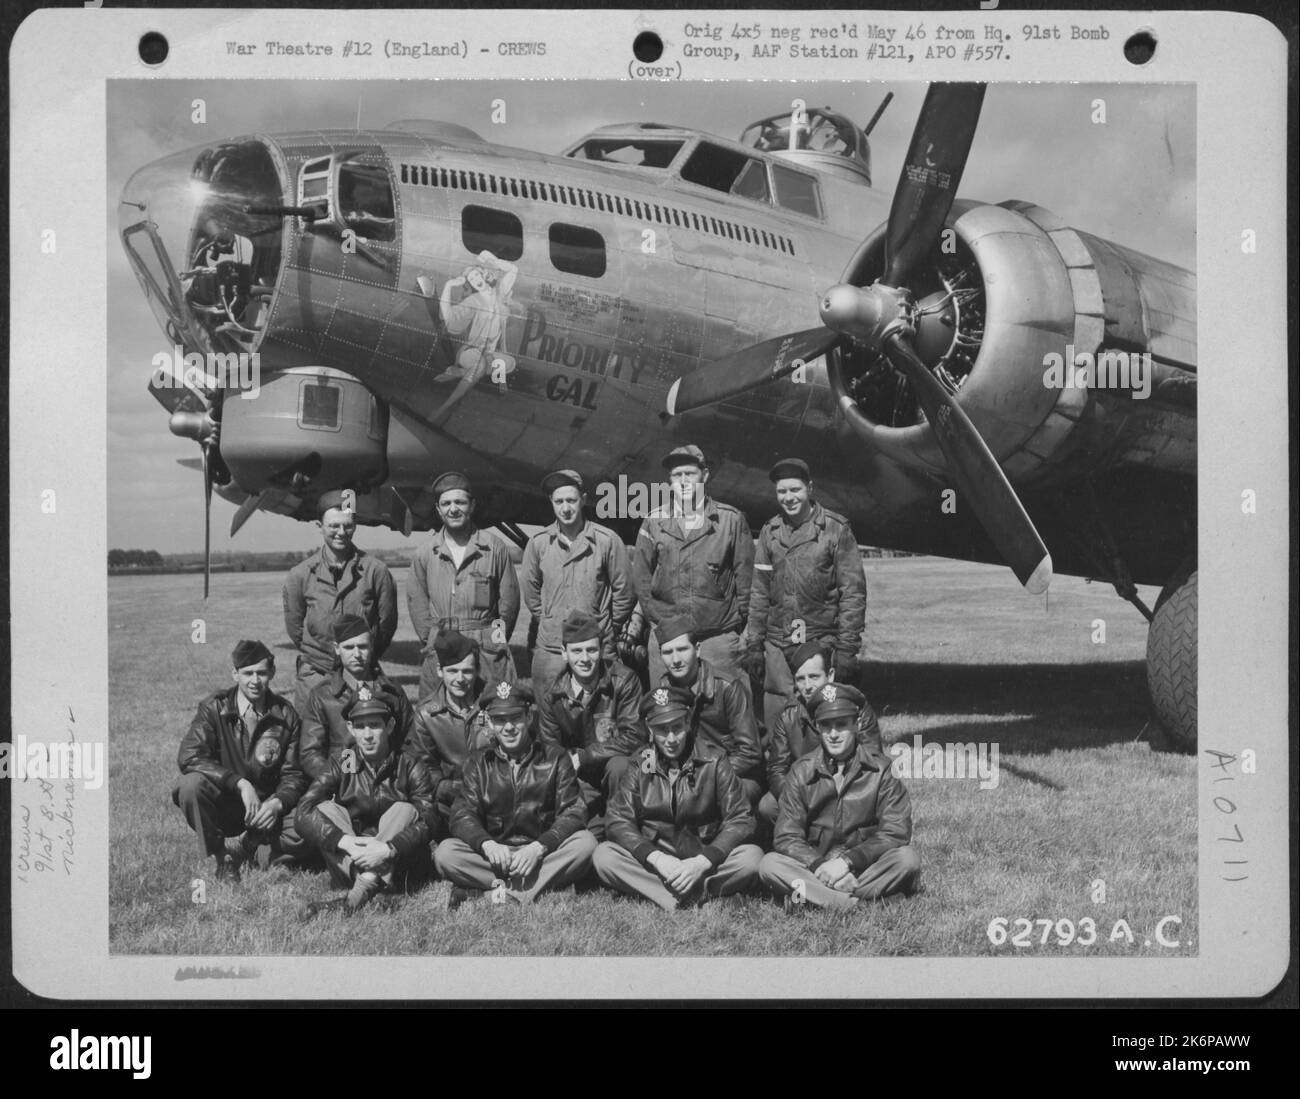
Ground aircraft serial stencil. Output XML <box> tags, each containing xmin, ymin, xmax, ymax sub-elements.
<box><xmin>114</xmin><ymin>80</ymin><xmax>1196</xmax><ymax>748</ymax></box>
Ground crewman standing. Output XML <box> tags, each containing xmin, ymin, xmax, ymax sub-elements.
<box><xmin>522</xmin><ymin>469</ymin><xmax>635</xmax><ymax>691</ymax></box>
<box><xmin>407</xmin><ymin>472</ymin><xmax>520</xmax><ymax>699</ymax></box>
<box><xmin>630</xmin><ymin>444</ymin><xmax>754</xmax><ymax>684</ymax></box>
<box><xmin>743</xmin><ymin>458</ymin><xmax>866</xmax><ymax>729</ymax></box>
<box><xmin>282</xmin><ymin>493</ymin><xmax>398</xmax><ymax>714</ymax></box>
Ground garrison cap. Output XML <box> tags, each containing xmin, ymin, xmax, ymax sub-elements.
<box><xmin>318</xmin><ymin>489</ymin><xmax>358</xmax><ymax>518</ymax></box>
<box><xmin>432</xmin><ymin>471</ymin><xmax>473</xmax><ymax>498</ymax></box>
<box><xmin>561</xmin><ymin>609</ymin><xmax>603</xmax><ymax>646</ymax></box>
<box><xmin>344</xmin><ymin>683</ymin><xmax>392</xmax><ymax>722</ymax></box>
<box><xmin>768</xmin><ymin>457</ymin><xmax>811</xmax><ymax>484</ymax></box>
<box><xmin>479</xmin><ymin>680</ymin><xmax>533</xmax><ymax>717</ymax></box>
<box><xmin>656</xmin><ymin>615</ymin><xmax>697</xmax><ymax>647</ymax></box>
<box><xmin>786</xmin><ymin>640</ymin><xmax>831</xmax><ymax>675</ymax></box>
<box><xmin>433</xmin><ymin>628</ymin><xmax>479</xmax><ymax>667</ymax></box>
<box><xmin>332</xmin><ymin>615</ymin><xmax>371</xmax><ymax>644</ymax></box>
<box><xmin>810</xmin><ymin>682</ymin><xmax>866</xmax><ymax>724</ymax></box>
<box><xmin>640</xmin><ymin>685</ymin><xmax>695</xmax><ymax>728</ymax></box>
<box><xmin>541</xmin><ymin>469</ymin><xmax>584</xmax><ymax>496</ymax></box>
<box><xmin>661</xmin><ymin>444</ymin><xmax>707</xmax><ymax>470</ymax></box>
<box><xmin>231</xmin><ymin>640</ymin><xmax>273</xmax><ymax>669</ymax></box>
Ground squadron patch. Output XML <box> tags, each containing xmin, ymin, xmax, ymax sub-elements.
<box><xmin>254</xmin><ymin>738</ymin><xmax>282</xmax><ymax>766</ymax></box>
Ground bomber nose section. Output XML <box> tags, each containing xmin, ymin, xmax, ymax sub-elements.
<box><xmin>119</xmin><ymin>139</ymin><xmax>288</xmax><ymax>355</ymax></box>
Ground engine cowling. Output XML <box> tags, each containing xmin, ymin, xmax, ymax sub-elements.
<box><xmin>217</xmin><ymin>366</ymin><xmax>387</xmax><ymax>494</ymax></box>
<box><xmin>829</xmin><ymin>199</ymin><xmax>1196</xmax><ymax>483</ymax></box>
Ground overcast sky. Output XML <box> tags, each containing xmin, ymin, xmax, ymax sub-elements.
<box><xmin>108</xmin><ymin>80</ymin><xmax>1194</xmax><ymax>554</ymax></box>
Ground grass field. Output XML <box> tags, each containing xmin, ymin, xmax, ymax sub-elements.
<box><xmin>108</xmin><ymin>557</ymin><xmax>1196</xmax><ymax>957</ymax></box>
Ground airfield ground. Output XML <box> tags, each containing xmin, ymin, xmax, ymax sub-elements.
<box><xmin>108</xmin><ymin>556</ymin><xmax>1196</xmax><ymax>957</ymax></box>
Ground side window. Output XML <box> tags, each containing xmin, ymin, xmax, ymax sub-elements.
<box><xmin>681</xmin><ymin>142</ymin><xmax>770</xmax><ymax>205</ymax></box>
<box><xmin>299</xmin><ymin>379</ymin><xmax>342</xmax><ymax>432</ymax></box>
<box><xmin>462</xmin><ymin>204</ymin><xmax>524</xmax><ymax>261</ymax></box>
<box><xmin>337</xmin><ymin>162</ymin><xmax>396</xmax><ymax>242</ymax></box>
<box><xmin>549</xmin><ymin>223</ymin><xmax>606</xmax><ymax>278</ymax></box>
<box><xmin>771</xmin><ymin>164</ymin><xmax>822</xmax><ymax>219</ymax></box>
<box><xmin>732</xmin><ymin>158</ymin><xmax>771</xmax><ymax>203</ymax></box>
<box><xmin>297</xmin><ymin>157</ymin><xmax>333</xmax><ymax>225</ymax></box>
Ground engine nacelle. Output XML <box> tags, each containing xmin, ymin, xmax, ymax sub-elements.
<box><xmin>218</xmin><ymin>367</ymin><xmax>387</xmax><ymax>494</ymax></box>
<box><xmin>829</xmin><ymin>199</ymin><xmax>1196</xmax><ymax>483</ymax></box>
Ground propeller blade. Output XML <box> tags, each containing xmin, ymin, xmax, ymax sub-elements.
<box><xmin>884</xmin><ymin>83</ymin><xmax>986</xmax><ymax>287</ymax></box>
<box><xmin>884</xmin><ymin>334</ymin><xmax>1051</xmax><ymax>593</ymax></box>
<box><xmin>201</xmin><ymin>444</ymin><xmax>213</xmax><ymax>599</ymax></box>
<box><xmin>666</xmin><ymin>327</ymin><xmax>837</xmax><ymax>415</ymax></box>
<box><xmin>230</xmin><ymin>489</ymin><xmax>273</xmax><ymax>537</ymax></box>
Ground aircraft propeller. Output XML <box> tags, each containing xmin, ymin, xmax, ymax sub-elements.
<box><xmin>666</xmin><ymin>83</ymin><xmax>1052</xmax><ymax>594</ymax></box>
<box><xmin>151</xmin><ymin>366</ymin><xmax>222</xmax><ymax>597</ymax></box>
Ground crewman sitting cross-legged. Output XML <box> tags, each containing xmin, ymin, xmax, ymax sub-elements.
<box><xmin>295</xmin><ymin>686</ymin><xmax>436</xmax><ymax>914</ymax></box>
<box><xmin>435</xmin><ymin>681</ymin><xmax>596</xmax><ymax>907</ymax></box>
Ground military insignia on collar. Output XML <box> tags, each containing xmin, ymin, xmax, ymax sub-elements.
<box><xmin>496</xmin><ymin>681</ymin><xmax>512</xmax><ymax>699</ymax></box>
<box><xmin>356</xmin><ymin>684</ymin><xmax>374</xmax><ymax>702</ymax></box>
<box><xmin>653</xmin><ymin>688</ymin><xmax>670</xmax><ymax>706</ymax></box>
<box><xmin>822</xmin><ymin>685</ymin><xmax>837</xmax><ymax>703</ymax></box>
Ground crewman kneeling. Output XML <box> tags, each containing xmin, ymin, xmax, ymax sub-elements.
<box><xmin>295</xmin><ymin>686</ymin><xmax>436</xmax><ymax>914</ymax></box>
<box><xmin>593</xmin><ymin>686</ymin><xmax>763</xmax><ymax>911</ymax></box>
<box><xmin>760</xmin><ymin>683</ymin><xmax>919</xmax><ymax>911</ymax></box>
<box><xmin>173</xmin><ymin>640</ymin><xmax>307</xmax><ymax>880</ymax></box>
<box><xmin>435</xmin><ymin>682</ymin><xmax>597</xmax><ymax>906</ymax></box>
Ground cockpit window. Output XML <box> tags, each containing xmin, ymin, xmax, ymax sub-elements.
<box><xmin>680</xmin><ymin>142</ymin><xmax>769</xmax><ymax>204</ymax></box>
<box><xmin>770</xmin><ymin>163</ymin><xmax>822</xmax><ymax>218</ymax></box>
<box><xmin>337</xmin><ymin>162</ymin><xmax>395</xmax><ymax>242</ymax></box>
<box><xmin>568</xmin><ymin>139</ymin><xmax>683</xmax><ymax>168</ymax></box>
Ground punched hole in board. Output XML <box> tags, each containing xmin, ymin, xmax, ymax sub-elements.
<box><xmin>633</xmin><ymin>32</ymin><xmax>664</xmax><ymax>63</ymax></box>
<box><xmin>139</xmin><ymin>31</ymin><xmax>169</xmax><ymax>66</ymax></box>
<box><xmin>1124</xmin><ymin>30</ymin><xmax>1157</xmax><ymax>66</ymax></box>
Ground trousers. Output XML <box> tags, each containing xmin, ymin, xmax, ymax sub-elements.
<box><xmin>434</xmin><ymin>830</ymin><xmax>597</xmax><ymax>902</ymax></box>
<box><xmin>592</xmin><ymin>840</ymin><xmax>764</xmax><ymax>912</ymax></box>
<box><xmin>313</xmin><ymin>800</ymin><xmax>431</xmax><ymax>892</ymax></box>
<box><xmin>759</xmin><ymin>847</ymin><xmax>921</xmax><ymax>910</ymax></box>
<box><xmin>173</xmin><ymin>772</ymin><xmax>307</xmax><ymax>862</ymax></box>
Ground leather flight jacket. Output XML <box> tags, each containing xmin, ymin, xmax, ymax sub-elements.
<box><xmin>605</xmin><ymin>741</ymin><xmax>755</xmax><ymax>868</ymax></box>
<box><xmin>450</xmin><ymin>738</ymin><xmax>588</xmax><ymax>853</ymax></box>
<box><xmin>178</xmin><ymin>686</ymin><xmax>306</xmax><ymax>809</ymax></box>
<box><xmin>295</xmin><ymin>750</ymin><xmax>436</xmax><ymax>859</ymax></box>
<box><xmin>773</xmin><ymin>742</ymin><xmax>912</xmax><ymax>874</ymax></box>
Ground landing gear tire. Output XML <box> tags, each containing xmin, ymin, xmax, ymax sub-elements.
<box><xmin>1146</xmin><ymin>564</ymin><xmax>1197</xmax><ymax>753</ymax></box>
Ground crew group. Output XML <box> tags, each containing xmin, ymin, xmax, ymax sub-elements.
<box><xmin>174</xmin><ymin>444</ymin><xmax>920</xmax><ymax>915</ymax></box>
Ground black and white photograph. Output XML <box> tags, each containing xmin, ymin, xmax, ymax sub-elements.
<box><xmin>7</xmin><ymin>7</ymin><xmax>1290</xmax><ymax>1003</ymax></box>
<box><xmin>105</xmin><ymin>74</ymin><xmax>1203</xmax><ymax>956</ymax></box>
